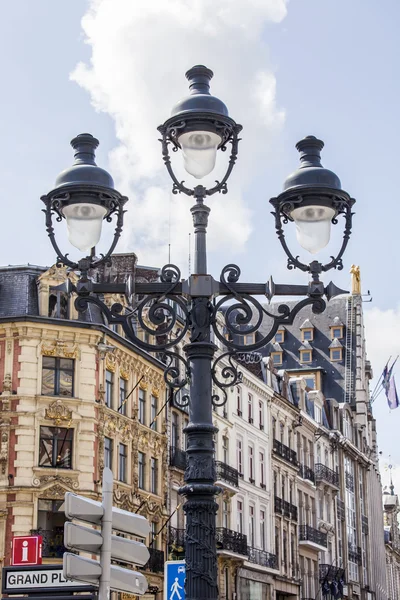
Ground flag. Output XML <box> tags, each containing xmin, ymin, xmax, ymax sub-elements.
<box><xmin>382</xmin><ymin>362</ymin><xmax>394</xmax><ymax>395</ymax></box>
<box><xmin>387</xmin><ymin>376</ymin><xmax>399</xmax><ymax>410</ymax></box>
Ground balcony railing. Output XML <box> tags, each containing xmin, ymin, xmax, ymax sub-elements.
<box><xmin>274</xmin><ymin>496</ymin><xmax>297</xmax><ymax>521</ymax></box>
<box><xmin>216</xmin><ymin>527</ymin><xmax>247</xmax><ymax>556</ymax></box>
<box><xmin>31</xmin><ymin>528</ymin><xmax>66</xmax><ymax>558</ymax></box>
<box><xmin>319</xmin><ymin>564</ymin><xmax>346</xmax><ymax>583</ymax></box>
<box><xmin>299</xmin><ymin>524</ymin><xmax>327</xmax><ymax>548</ymax></box>
<box><xmin>299</xmin><ymin>464</ymin><xmax>315</xmax><ymax>484</ymax></box>
<box><xmin>215</xmin><ymin>461</ymin><xmax>239</xmax><ymax>488</ymax></box>
<box><xmin>273</xmin><ymin>439</ymin><xmax>297</xmax><ymax>466</ymax></box>
<box><xmin>170</xmin><ymin>446</ymin><xmax>187</xmax><ymax>470</ymax></box>
<box><xmin>247</xmin><ymin>546</ymin><xmax>278</xmax><ymax>569</ymax></box>
<box><xmin>168</xmin><ymin>527</ymin><xmax>186</xmax><ymax>551</ymax></box>
<box><xmin>315</xmin><ymin>463</ymin><xmax>339</xmax><ymax>488</ymax></box>
<box><xmin>144</xmin><ymin>548</ymin><xmax>164</xmax><ymax>573</ymax></box>
<box><xmin>348</xmin><ymin>542</ymin><xmax>362</xmax><ymax>565</ymax></box>
<box><xmin>337</xmin><ymin>498</ymin><xmax>345</xmax><ymax>521</ymax></box>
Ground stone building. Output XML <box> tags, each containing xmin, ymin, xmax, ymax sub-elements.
<box><xmin>0</xmin><ymin>258</ymin><xmax>169</xmax><ymax>598</ymax></box>
<box><xmin>383</xmin><ymin>489</ymin><xmax>400</xmax><ymax>600</ymax></box>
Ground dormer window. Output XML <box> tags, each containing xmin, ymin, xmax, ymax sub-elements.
<box><xmin>275</xmin><ymin>329</ymin><xmax>285</xmax><ymax>344</ymax></box>
<box><xmin>330</xmin><ymin>317</ymin><xmax>344</xmax><ymax>340</ymax></box>
<box><xmin>245</xmin><ymin>333</ymin><xmax>255</xmax><ymax>345</ymax></box>
<box><xmin>300</xmin><ymin>349</ymin><xmax>312</xmax><ymax>364</ymax></box>
<box><xmin>300</xmin><ymin>319</ymin><xmax>314</xmax><ymax>342</ymax></box>
<box><xmin>329</xmin><ymin>338</ymin><xmax>343</xmax><ymax>362</ymax></box>
<box><xmin>271</xmin><ymin>352</ymin><xmax>283</xmax><ymax>366</ymax></box>
<box><xmin>48</xmin><ymin>288</ymin><xmax>69</xmax><ymax>319</ymax></box>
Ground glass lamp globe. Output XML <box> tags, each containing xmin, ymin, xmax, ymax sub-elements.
<box><xmin>178</xmin><ymin>130</ymin><xmax>222</xmax><ymax>179</ymax></box>
<box><xmin>63</xmin><ymin>203</ymin><xmax>107</xmax><ymax>253</ymax></box>
<box><xmin>291</xmin><ymin>205</ymin><xmax>336</xmax><ymax>254</ymax></box>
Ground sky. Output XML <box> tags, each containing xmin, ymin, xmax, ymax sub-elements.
<box><xmin>0</xmin><ymin>1</ymin><xmax>399</xmax><ymax>470</ymax></box>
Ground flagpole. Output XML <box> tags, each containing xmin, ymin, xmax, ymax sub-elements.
<box><xmin>371</xmin><ymin>356</ymin><xmax>391</xmax><ymax>402</ymax></box>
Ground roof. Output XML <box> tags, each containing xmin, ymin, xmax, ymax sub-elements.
<box><xmin>329</xmin><ymin>338</ymin><xmax>343</xmax><ymax>349</ymax></box>
<box><xmin>300</xmin><ymin>318</ymin><xmax>314</xmax><ymax>329</ymax></box>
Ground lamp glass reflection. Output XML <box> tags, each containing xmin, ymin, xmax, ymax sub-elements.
<box><xmin>178</xmin><ymin>130</ymin><xmax>221</xmax><ymax>179</ymax></box>
<box><xmin>291</xmin><ymin>205</ymin><xmax>336</xmax><ymax>254</ymax></box>
<box><xmin>63</xmin><ymin>203</ymin><xmax>107</xmax><ymax>253</ymax></box>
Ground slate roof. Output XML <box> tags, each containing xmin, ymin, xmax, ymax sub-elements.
<box><xmin>0</xmin><ymin>265</ymin><xmax>46</xmax><ymax>317</ymax></box>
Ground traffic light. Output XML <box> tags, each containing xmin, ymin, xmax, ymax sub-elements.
<box><xmin>63</xmin><ymin>467</ymin><xmax>150</xmax><ymax>598</ymax></box>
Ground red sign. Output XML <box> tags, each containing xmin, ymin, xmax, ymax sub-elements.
<box><xmin>12</xmin><ymin>536</ymin><xmax>42</xmax><ymax>566</ymax></box>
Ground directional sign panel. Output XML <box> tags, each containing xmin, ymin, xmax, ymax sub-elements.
<box><xmin>164</xmin><ymin>561</ymin><xmax>186</xmax><ymax>600</ymax></box>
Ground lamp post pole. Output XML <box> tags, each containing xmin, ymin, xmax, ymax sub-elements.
<box><xmin>41</xmin><ymin>65</ymin><xmax>356</xmax><ymax>600</ymax></box>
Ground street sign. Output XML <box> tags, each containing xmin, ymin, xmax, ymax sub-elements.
<box><xmin>11</xmin><ymin>536</ymin><xmax>42</xmax><ymax>566</ymax></box>
<box><xmin>2</xmin><ymin>564</ymin><xmax>93</xmax><ymax>595</ymax></box>
<box><xmin>64</xmin><ymin>522</ymin><xmax>150</xmax><ymax>564</ymax></box>
<box><xmin>63</xmin><ymin>467</ymin><xmax>150</xmax><ymax>599</ymax></box>
<box><xmin>164</xmin><ymin>561</ymin><xmax>186</xmax><ymax>600</ymax></box>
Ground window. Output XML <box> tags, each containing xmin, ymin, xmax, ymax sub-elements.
<box><xmin>183</xmin><ymin>418</ymin><xmax>189</xmax><ymax>449</ymax></box>
<box><xmin>138</xmin><ymin>452</ymin><xmax>145</xmax><ymax>489</ymax></box>
<box><xmin>236</xmin><ymin>386</ymin><xmax>242</xmax><ymax>416</ymax></box>
<box><xmin>237</xmin><ymin>500</ymin><xmax>243</xmax><ymax>533</ymax></box>
<box><xmin>271</xmin><ymin>352</ymin><xmax>282</xmax><ymax>365</ymax></box>
<box><xmin>343</xmin><ymin>411</ymin><xmax>352</xmax><ymax>440</ymax></box>
<box><xmin>302</xmin><ymin>329</ymin><xmax>314</xmax><ymax>342</ymax></box>
<box><xmin>275</xmin><ymin>330</ymin><xmax>284</xmax><ymax>343</ymax></box>
<box><xmin>260</xmin><ymin>510</ymin><xmax>266</xmax><ymax>550</ymax></box>
<box><xmin>150</xmin><ymin>395</ymin><xmax>158</xmax><ymax>431</ymax></box>
<box><xmin>275</xmin><ymin>527</ymin><xmax>280</xmax><ymax>564</ymax></box>
<box><xmin>39</xmin><ymin>426</ymin><xmax>73</xmax><ymax>469</ymax></box>
<box><xmin>104</xmin><ymin>437</ymin><xmax>113</xmax><ymax>469</ymax></box>
<box><xmin>249</xmin><ymin>446</ymin><xmax>254</xmax><ymax>483</ymax></box>
<box><xmin>118</xmin><ymin>443</ymin><xmax>127</xmax><ymax>482</ymax></box>
<box><xmin>151</xmin><ymin>521</ymin><xmax>157</xmax><ymax>547</ymax></box>
<box><xmin>151</xmin><ymin>458</ymin><xmax>158</xmax><ymax>494</ymax></box>
<box><xmin>300</xmin><ymin>350</ymin><xmax>312</xmax><ymax>364</ymax></box>
<box><xmin>249</xmin><ymin>505</ymin><xmax>255</xmax><ymax>546</ymax></box>
<box><xmin>259</xmin><ymin>401</ymin><xmax>264</xmax><ymax>430</ymax></box>
<box><xmin>119</xmin><ymin>377</ymin><xmax>127</xmax><ymax>415</ymax></box>
<box><xmin>105</xmin><ymin>370</ymin><xmax>113</xmax><ymax>408</ymax></box>
<box><xmin>222</xmin><ymin>436</ymin><xmax>229</xmax><ymax>464</ymax></box>
<box><xmin>223</xmin><ymin>501</ymin><xmax>230</xmax><ymax>528</ymax></box>
<box><xmin>260</xmin><ymin>451</ymin><xmax>265</xmax><ymax>488</ymax></box>
<box><xmin>273</xmin><ymin>471</ymin><xmax>277</xmax><ymax>497</ymax></box>
<box><xmin>330</xmin><ymin>348</ymin><xmax>343</xmax><ymax>361</ymax></box>
<box><xmin>245</xmin><ymin>333</ymin><xmax>255</xmax><ymax>345</ymax></box>
<box><xmin>331</xmin><ymin>326</ymin><xmax>343</xmax><ymax>339</ymax></box>
<box><xmin>42</xmin><ymin>357</ymin><xmax>74</xmax><ymax>397</ymax></box>
<box><xmin>272</xmin><ymin>417</ymin><xmax>277</xmax><ymax>439</ymax></box>
<box><xmin>171</xmin><ymin>412</ymin><xmax>179</xmax><ymax>449</ymax></box>
<box><xmin>138</xmin><ymin>388</ymin><xmax>146</xmax><ymax>425</ymax></box>
<box><xmin>237</xmin><ymin>439</ymin><xmax>243</xmax><ymax>476</ymax></box>
<box><xmin>304</xmin><ymin>376</ymin><xmax>315</xmax><ymax>390</ymax></box>
<box><xmin>248</xmin><ymin>394</ymin><xmax>253</xmax><ymax>423</ymax></box>
<box><xmin>48</xmin><ymin>289</ymin><xmax>69</xmax><ymax>319</ymax></box>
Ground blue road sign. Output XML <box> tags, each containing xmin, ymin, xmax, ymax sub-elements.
<box><xmin>164</xmin><ymin>561</ymin><xmax>186</xmax><ymax>600</ymax></box>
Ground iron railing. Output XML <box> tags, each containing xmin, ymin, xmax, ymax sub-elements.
<box><xmin>299</xmin><ymin>524</ymin><xmax>327</xmax><ymax>548</ymax></box>
<box><xmin>216</xmin><ymin>527</ymin><xmax>247</xmax><ymax>556</ymax></box>
<box><xmin>274</xmin><ymin>496</ymin><xmax>297</xmax><ymax>521</ymax></box>
<box><xmin>170</xmin><ymin>446</ymin><xmax>187</xmax><ymax>470</ymax></box>
<box><xmin>315</xmin><ymin>463</ymin><xmax>339</xmax><ymax>487</ymax></box>
<box><xmin>348</xmin><ymin>542</ymin><xmax>362</xmax><ymax>565</ymax></box>
<box><xmin>168</xmin><ymin>527</ymin><xmax>186</xmax><ymax>551</ymax></box>
<box><xmin>215</xmin><ymin>461</ymin><xmax>239</xmax><ymax>487</ymax></box>
<box><xmin>144</xmin><ymin>548</ymin><xmax>164</xmax><ymax>573</ymax></box>
<box><xmin>299</xmin><ymin>464</ymin><xmax>315</xmax><ymax>483</ymax></box>
<box><xmin>247</xmin><ymin>546</ymin><xmax>277</xmax><ymax>569</ymax></box>
<box><xmin>337</xmin><ymin>498</ymin><xmax>345</xmax><ymax>521</ymax></box>
<box><xmin>273</xmin><ymin>439</ymin><xmax>297</xmax><ymax>465</ymax></box>
<box><xmin>31</xmin><ymin>528</ymin><xmax>66</xmax><ymax>558</ymax></box>
<box><xmin>319</xmin><ymin>564</ymin><xmax>346</xmax><ymax>583</ymax></box>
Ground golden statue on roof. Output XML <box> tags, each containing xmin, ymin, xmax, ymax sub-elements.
<box><xmin>350</xmin><ymin>265</ymin><xmax>361</xmax><ymax>295</ymax></box>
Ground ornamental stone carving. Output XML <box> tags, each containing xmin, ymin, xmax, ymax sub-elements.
<box><xmin>40</xmin><ymin>484</ymin><xmax>70</xmax><ymax>499</ymax></box>
<box><xmin>45</xmin><ymin>400</ymin><xmax>72</xmax><ymax>426</ymax></box>
<box><xmin>32</xmin><ymin>474</ymin><xmax>79</xmax><ymax>489</ymax></box>
<box><xmin>41</xmin><ymin>340</ymin><xmax>79</xmax><ymax>359</ymax></box>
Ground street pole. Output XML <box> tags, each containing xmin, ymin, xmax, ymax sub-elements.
<box><xmin>99</xmin><ymin>467</ymin><xmax>113</xmax><ymax>600</ymax></box>
<box><xmin>180</xmin><ymin>188</ymin><xmax>219</xmax><ymax>600</ymax></box>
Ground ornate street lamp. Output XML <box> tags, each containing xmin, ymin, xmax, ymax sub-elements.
<box><xmin>42</xmin><ymin>66</ymin><xmax>355</xmax><ymax>600</ymax></box>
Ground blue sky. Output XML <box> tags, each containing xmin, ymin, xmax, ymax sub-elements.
<box><xmin>0</xmin><ymin>0</ymin><xmax>399</xmax><ymax>470</ymax></box>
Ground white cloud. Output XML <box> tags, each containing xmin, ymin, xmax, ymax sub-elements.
<box><xmin>71</xmin><ymin>0</ymin><xmax>287</xmax><ymax>271</ymax></box>
<box><xmin>364</xmin><ymin>305</ymin><xmax>400</xmax><ymax>385</ymax></box>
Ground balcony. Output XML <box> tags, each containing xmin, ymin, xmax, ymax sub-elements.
<box><xmin>215</xmin><ymin>461</ymin><xmax>239</xmax><ymax>488</ymax></box>
<box><xmin>247</xmin><ymin>546</ymin><xmax>278</xmax><ymax>569</ymax></box>
<box><xmin>273</xmin><ymin>439</ymin><xmax>297</xmax><ymax>466</ymax></box>
<box><xmin>170</xmin><ymin>446</ymin><xmax>187</xmax><ymax>470</ymax></box>
<box><xmin>274</xmin><ymin>496</ymin><xmax>297</xmax><ymax>521</ymax></box>
<box><xmin>216</xmin><ymin>527</ymin><xmax>248</xmax><ymax>556</ymax></box>
<box><xmin>144</xmin><ymin>548</ymin><xmax>164</xmax><ymax>573</ymax></box>
<box><xmin>31</xmin><ymin>528</ymin><xmax>66</xmax><ymax>559</ymax></box>
<box><xmin>298</xmin><ymin>464</ymin><xmax>315</xmax><ymax>484</ymax></box>
<box><xmin>299</xmin><ymin>524</ymin><xmax>327</xmax><ymax>549</ymax></box>
<box><xmin>315</xmin><ymin>463</ymin><xmax>339</xmax><ymax>488</ymax></box>
<box><xmin>319</xmin><ymin>564</ymin><xmax>346</xmax><ymax>583</ymax></box>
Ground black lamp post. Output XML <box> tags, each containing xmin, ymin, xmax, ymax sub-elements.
<box><xmin>41</xmin><ymin>66</ymin><xmax>355</xmax><ymax>600</ymax></box>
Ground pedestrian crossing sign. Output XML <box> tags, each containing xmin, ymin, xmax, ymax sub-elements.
<box><xmin>164</xmin><ymin>560</ymin><xmax>186</xmax><ymax>600</ymax></box>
